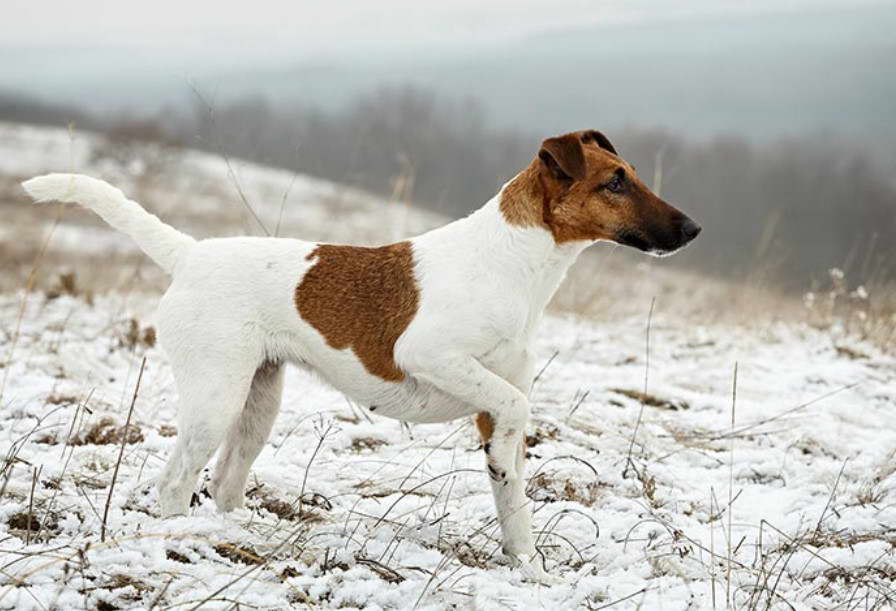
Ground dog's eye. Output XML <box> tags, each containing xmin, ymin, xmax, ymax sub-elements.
<box><xmin>604</xmin><ymin>171</ymin><xmax>625</xmax><ymax>193</ymax></box>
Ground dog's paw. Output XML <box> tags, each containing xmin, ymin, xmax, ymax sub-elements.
<box><xmin>518</xmin><ymin>560</ymin><xmax>564</xmax><ymax>586</ymax></box>
<box><xmin>501</xmin><ymin>553</ymin><xmax>564</xmax><ymax>586</ymax></box>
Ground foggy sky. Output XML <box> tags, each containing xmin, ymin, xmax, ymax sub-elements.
<box><xmin>6</xmin><ymin>0</ymin><xmax>879</xmax><ymax>52</ymax></box>
<box><xmin>4</xmin><ymin>0</ymin><xmax>893</xmax><ymax>163</ymax></box>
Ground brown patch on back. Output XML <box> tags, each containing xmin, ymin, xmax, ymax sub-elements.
<box><xmin>295</xmin><ymin>242</ymin><xmax>418</xmax><ymax>382</ymax></box>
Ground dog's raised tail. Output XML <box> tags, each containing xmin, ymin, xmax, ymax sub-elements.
<box><xmin>22</xmin><ymin>173</ymin><xmax>196</xmax><ymax>274</ymax></box>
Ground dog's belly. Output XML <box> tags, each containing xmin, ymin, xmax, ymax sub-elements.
<box><xmin>293</xmin><ymin>336</ymin><xmax>533</xmax><ymax>424</ymax></box>
<box><xmin>316</xmin><ymin>365</ymin><xmax>476</xmax><ymax>424</ymax></box>
<box><xmin>373</xmin><ymin>382</ymin><xmax>477</xmax><ymax>423</ymax></box>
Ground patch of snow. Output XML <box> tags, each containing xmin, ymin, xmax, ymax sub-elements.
<box><xmin>1</xmin><ymin>122</ymin><xmax>894</xmax><ymax>609</ymax></box>
<box><xmin>0</xmin><ymin>292</ymin><xmax>893</xmax><ymax>609</ymax></box>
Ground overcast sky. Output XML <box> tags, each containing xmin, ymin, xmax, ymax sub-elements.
<box><xmin>5</xmin><ymin>0</ymin><xmax>892</xmax><ymax>156</ymax></box>
<box><xmin>6</xmin><ymin>0</ymin><xmax>881</xmax><ymax>51</ymax></box>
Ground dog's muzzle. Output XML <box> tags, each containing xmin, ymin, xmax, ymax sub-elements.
<box><xmin>616</xmin><ymin>215</ymin><xmax>702</xmax><ymax>256</ymax></box>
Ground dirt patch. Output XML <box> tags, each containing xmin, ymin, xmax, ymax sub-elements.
<box><xmin>790</xmin><ymin>529</ymin><xmax>896</xmax><ymax>552</ymax></box>
<box><xmin>44</xmin><ymin>272</ymin><xmax>93</xmax><ymax>305</ymax></box>
<box><xmin>356</xmin><ymin>557</ymin><xmax>405</xmax><ymax>583</ymax></box>
<box><xmin>46</xmin><ymin>393</ymin><xmax>81</xmax><ymax>406</ymax></box>
<box><xmin>120</xmin><ymin>319</ymin><xmax>156</xmax><ymax>349</ymax></box>
<box><xmin>525</xmin><ymin>425</ymin><xmax>560</xmax><ymax>450</ymax></box>
<box><xmin>165</xmin><ymin>549</ymin><xmax>191</xmax><ymax>564</ymax></box>
<box><xmin>34</xmin><ymin>432</ymin><xmax>59</xmax><ymax>445</ymax></box>
<box><xmin>214</xmin><ymin>543</ymin><xmax>264</xmax><ymax>565</ymax></box>
<box><xmin>158</xmin><ymin>425</ymin><xmax>177</xmax><ymax>437</ymax></box>
<box><xmin>259</xmin><ymin>496</ymin><xmax>301</xmax><ymax>521</ymax></box>
<box><xmin>352</xmin><ymin>483</ymin><xmax>432</xmax><ymax>500</ymax></box>
<box><xmin>7</xmin><ymin>511</ymin><xmax>60</xmax><ymax>539</ymax></box>
<box><xmin>101</xmin><ymin>574</ymin><xmax>152</xmax><ymax>601</ymax></box>
<box><xmin>74</xmin><ymin>475</ymin><xmax>108</xmax><ymax>489</ymax></box>
<box><xmin>449</xmin><ymin>540</ymin><xmax>491</xmax><ymax>569</ymax></box>
<box><xmin>610</xmin><ymin>388</ymin><xmax>689</xmax><ymax>411</ymax></box>
<box><xmin>526</xmin><ymin>472</ymin><xmax>604</xmax><ymax>507</ymax></box>
<box><xmin>70</xmin><ymin>417</ymin><xmax>144</xmax><ymax>446</ymax></box>
<box><xmin>351</xmin><ymin>437</ymin><xmax>388</xmax><ymax>452</ymax></box>
<box><xmin>247</xmin><ymin>486</ymin><xmax>331</xmax><ymax>523</ymax></box>
<box><xmin>835</xmin><ymin>345</ymin><xmax>869</xmax><ymax>360</ymax></box>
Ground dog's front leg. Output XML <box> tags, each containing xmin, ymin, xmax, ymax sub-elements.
<box><xmin>406</xmin><ymin>354</ymin><xmax>552</xmax><ymax>581</ymax></box>
<box><xmin>476</xmin><ymin>414</ymin><xmax>559</xmax><ymax>584</ymax></box>
<box><xmin>476</xmin><ymin>414</ymin><xmax>532</xmax><ymax>550</ymax></box>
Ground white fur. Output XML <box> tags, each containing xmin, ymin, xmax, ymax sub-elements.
<box><xmin>22</xmin><ymin>174</ymin><xmax>194</xmax><ymax>274</ymax></box>
<box><xmin>22</xmin><ymin>173</ymin><xmax>591</xmax><ymax>583</ymax></box>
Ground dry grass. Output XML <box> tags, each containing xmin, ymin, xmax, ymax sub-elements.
<box><xmin>1</xmin><ymin>130</ymin><xmax>893</xmax><ymax>609</ymax></box>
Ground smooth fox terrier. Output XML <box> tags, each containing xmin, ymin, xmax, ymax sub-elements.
<box><xmin>24</xmin><ymin>130</ymin><xmax>700</xmax><ymax>582</ymax></box>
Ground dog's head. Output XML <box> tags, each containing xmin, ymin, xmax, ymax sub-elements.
<box><xmin>531</xmin><ymin>130</ymin><xmax>700</xmax><ymax>255</ymax></box>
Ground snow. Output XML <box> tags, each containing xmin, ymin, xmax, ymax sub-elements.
<box><xmin>1</xmin><ymin>123</ymin><xmax>895</xmax><ymax>609</ymax></box>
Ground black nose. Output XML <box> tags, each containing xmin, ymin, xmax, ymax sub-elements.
<box><xmin>680</xmin><ymin>218</ymin><xmax>702</xmax><ymax>242</ymax></box>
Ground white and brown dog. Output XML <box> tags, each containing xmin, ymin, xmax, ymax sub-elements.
<box><xmin>23</xmin><ymin>130</ymin><xmax>699</xmax><ymax>582</ymax></box>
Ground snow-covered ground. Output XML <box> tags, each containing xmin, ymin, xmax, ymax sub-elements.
<box><xmin>1</xmin><ymin>124</ymin><xmax>894</xmax><ymax>609</ymax></box>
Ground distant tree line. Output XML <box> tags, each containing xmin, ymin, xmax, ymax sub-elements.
<box><xmin>1</xmin><ymin>87</ymin><xmax>892</xmax><ymax>290</ymax></box>
<box><xmin>0</xmin><ymin>91</ymin><xmax>97</xmax><ymax>131</ymax></box>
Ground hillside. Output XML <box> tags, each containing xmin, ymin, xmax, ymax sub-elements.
<box><xmin>0</xmin><ymin>122</ymin><xmax>444</xmax><ymax>292</ymax></box>
<box><xmin>1</xmin><ymin>124</ymin><xmax>894</xmax><ymax>609</ymax></box>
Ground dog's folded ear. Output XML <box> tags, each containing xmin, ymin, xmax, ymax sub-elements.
<box><xmin>538</xmin><ymin>133</ymin><xmax>587</xmax><ymax>181</ymax></box>
<box><xmin>580</xmin><ymin>129</ymin><xmax>618</xmax><ymax>155</ymax></box>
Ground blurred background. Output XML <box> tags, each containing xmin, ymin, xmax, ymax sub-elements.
<box><xmin>1</xmin><ymin>0</ymin><xmax>894</xmax><ymax>344</ymax></box>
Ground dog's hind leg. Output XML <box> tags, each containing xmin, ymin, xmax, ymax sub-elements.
<box><xmin>156</xmin><ymin>347</ymin><xmax>260</xmax><ymax>517</ymax></box>
<box><xmin>208</xmin><ymin>360</ymin><xmax>284</xmax><ymax>512</ymax></box>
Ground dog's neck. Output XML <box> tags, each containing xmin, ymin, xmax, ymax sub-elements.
<box><xmin>462</xmin><ymin>163</ymin><xmax>591</xmax><ymax>312</ymax></box>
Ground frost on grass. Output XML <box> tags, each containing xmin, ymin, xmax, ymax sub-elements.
<box><xmin>1</xmin><ymin>292</ymin><xmax>894</xmax><ymax>610</ymax></box>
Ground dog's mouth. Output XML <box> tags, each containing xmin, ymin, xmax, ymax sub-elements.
<box><xmin>615</xmin><ymin>230</ymin><xmax>653</xmax><ymax>253</ymax></box>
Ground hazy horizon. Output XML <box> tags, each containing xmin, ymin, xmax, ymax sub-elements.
<box><xmin>4</xmin><ymin>1</ymin><xmax>894</xmax><ymax>160</ymax></box>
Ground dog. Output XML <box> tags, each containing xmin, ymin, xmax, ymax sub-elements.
<box><xmin>23</xmin><ymin>129</ymin><xmax>700</xmax><ymax>582</ymax></box>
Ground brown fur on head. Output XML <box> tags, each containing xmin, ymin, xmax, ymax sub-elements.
<box><xmin>501</xmin><ymin>129</ymin><xmax>701</xmax><ymax>254</ymax></box>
